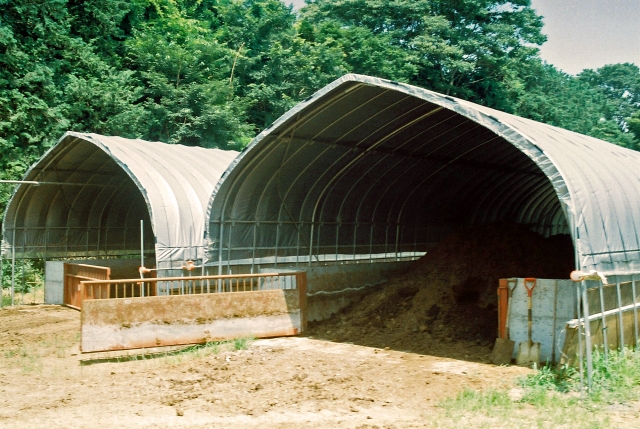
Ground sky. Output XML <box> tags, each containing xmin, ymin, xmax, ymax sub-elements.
<box><xmin>531</xmin><ymin>0</ymin><xmax>640</xmax><ymax>74</ymax></box>
<box><xmin>284</xmin><ymin>0</ymin><xmax>640</xmax><ymax>75</ymax></box>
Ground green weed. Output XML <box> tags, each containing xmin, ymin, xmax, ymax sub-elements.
<box><xmin>233</xmin><ymin>336</ymin><xmax>254</xmax><ymax>351</ymax></box>
<box><xmin>587</xmin><ymin>348</ymin><xmax>640</xmax><ymax>402</ymax></box>
<box><xmin>3</xmin><ymin>343</ymin><xmax>44</xmax><ymax>373</ymax></box>
<box><xmin>440</xmin><ymin>388</ymin><xmax>515</xmax><ymax>419</ymax></box>
<box><xmin>81</xmin><ymin>337</ymin><xmax>254</xmax><ymax>366</ymax></box>
<box><xmin>434</xmin><ymin>348</ymin><xmax>640</xmax><ymax>428</ymax></box>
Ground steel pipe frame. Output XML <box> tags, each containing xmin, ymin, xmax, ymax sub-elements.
<box><xmin>215</xmin><ymin>83</ymin><xmax>369</xmax><ymax>275</ymax></box>
<box><xmin>212</xmin><ymin>87</ymin><xmax>573</xmax><ymax>273</ymax></box>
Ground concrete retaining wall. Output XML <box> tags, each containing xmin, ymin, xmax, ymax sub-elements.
<box><xmin>260</xmin><ymin>261</ymin><xmax>412</xmax><ymax>321</ymax></box>
<box><xmin>81</xmin><ymin>288</ymin><xmax>305</xmax><ymax>353</ymax></box>
<box><xmin>506</xmin><ymin>278</ymin><xmax>575</xmax><ymax>363</ymax></box>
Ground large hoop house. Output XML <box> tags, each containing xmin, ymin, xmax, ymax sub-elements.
<box><xmin>206</xmin><ymin>74</ymin><xmax>640</xmax><ymax>278</ymax></box>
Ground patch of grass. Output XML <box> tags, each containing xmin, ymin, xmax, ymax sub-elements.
<box><xmin>516</xmin><ymin>348</ymin><xmax>640</xmax><ymax>404</ymax></box>
<box><xmin>85</xmin><ymin>337</ymin><xmax>256</xmax><ymax>366</ymax></box>
<box><xmin>440</xmin><ymin>388</ymin><xmax>515</xmax><ymax>418</ymax></box>
<box><xmin>2</xmin><ymin>343</ymin><xmax>44</xmax><ymax>373</ymax></box>
<box><xmin>434</xmin><ymin>348</ymin><xmax>640</xmax><ymax>428</ymax></box>
<box><xmin>233</xmin><ymin>336</ymin><xmax>254</xmax><ymax>351</ymax></box>
<box><xmin>436</xmin><ymin>385</ymin><xmax>608</xmax><ymax>429</ymax></box>
<box><xmin>1</xmin><ymin>292</ymin><xmax>12</xmax><ymax>307</ymax></box>
<box><xmin>588</xmin><ymin>348</ymin><xmax>640</xmax><ymax>403</ymax></box>
<box><xmin>518</xmin><ymin>362</ymin><xmax>579</xmax><ymax>405</ymax></box>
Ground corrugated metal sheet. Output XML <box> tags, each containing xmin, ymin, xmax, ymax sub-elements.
<box><xmin>207</xmin><ymin>74</ymin><xmax>640</xmax><ymax>275</ymax></box>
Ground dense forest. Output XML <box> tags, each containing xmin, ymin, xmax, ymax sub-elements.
<box><xmin>1</xmin><ymin>0</ymin><xmax>640</xmax><ymax>216</ymax></box>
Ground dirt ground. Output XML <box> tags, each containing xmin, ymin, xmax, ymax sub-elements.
<box><xmin>0</xmin><ymin>224</ymin><xmax>627</xmax><ymax>427</ymax></box>
<box><xmin>0</xmin><ymin>305</ymin><xmax>537</xmax><ymax>429</ymax></box>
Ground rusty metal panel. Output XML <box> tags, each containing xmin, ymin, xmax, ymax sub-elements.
<box><xmin>81</xmin><ymin>288</ymin><xmax>305</xmax><ymax>353</ymax></box>
<box><xmin>63</xmin><ymin>263</ymin><xmax>110</xmax><ymax>309</ymax></box>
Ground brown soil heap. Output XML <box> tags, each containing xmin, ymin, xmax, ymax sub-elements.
<box><xmin>308</xmin><ymin>223</ymin><xmax>574</xmax><ymax>361</ymax></box>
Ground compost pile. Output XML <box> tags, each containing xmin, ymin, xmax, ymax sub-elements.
<box><xmin>308</xmin><ymin>223</ymin><xmax>574</xmax><ymax>360</ymax></box>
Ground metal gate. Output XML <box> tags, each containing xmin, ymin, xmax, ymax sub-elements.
<box><xmin>564</xmin><ymin>275</ymin><xmax>640</xmax><ymax>392</ymax></box>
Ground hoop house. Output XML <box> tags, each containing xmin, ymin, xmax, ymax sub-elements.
<box><xmin>2</xmin><ymin>132</ymin><xmax>238</xmax><ymax>273</ymax></box>
<box><xmin>206</xmin><ymin>74</ymin><xmax>640</xmax><ymax>276</ymax></box>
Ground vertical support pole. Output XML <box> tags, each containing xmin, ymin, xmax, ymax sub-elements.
<box><xmin>20</xmin><ymin>251</ymin><xmax>25</xmax><ymax>305</ymax></box>
<box><xmin>552</xmin><ymin>280</ymin><xmax>558</xmax><ymax>364</ymax></box>
<box><xmin>217</xmin><ymin>221</ymin><xmax>225</xmax><ymax>291</ymax></box>
<box><xmin>598</xmin><ymin>281</ymin><xmax>608</xmax><ymax>359</ymax></box>
<box><xmin>251</xmin><ymin>223</ymin><xmax>257</xmax><ymax>274</ymax></box>
<box><xmin>275</xmin><ymin>222</ymin><xmax>280</xmax><ymax>268</ymax></box>
<box><xmin>227</xmin><ymin>223</ymin><xmax>233</xmax><ymax>275</ymax></box>
<box><xmin>43</xmin><ymin>227</ymin><xmax>48</xmax><ymax>305</ymax></box>
<box><xmin>394</xmin><ymin>223</ymin><xmax>400</xmax><ymax>261</ymax></box>
<box><xmin>308</xmin><ymin>223</ymin><xmax>315</xmax><ymax>267</ymax></box>
<box><xmin>315</xmin><ymin>223</ymin><xmax>322</xmax><ymax>264</ymax></box>
<box><xmin>576</xmin><ymin>281</ymin><xmax>585</xmax><ymax>394</ymax></box>
<box><xmin>140</xmin><ymin>220</ymin><xmax>145</xmax><ymax>297</ymax></box>
<box><xmin>616</xmin><ymin>280</ymin><xmax>624</xmax><ymax>349</ymax></box>
<box><xmin>497</xmin><ymin>279</ymin><xmax>509</xmax><ymax>339</ymax></box>
<box><xmin>217</xmin><ymin>221</ymin><xmax>224</xmax><ymax>277</ymax></box>
<box><xmin>0</xmin><ymin>252</ymin><xmax>3</xmax><ymax>308</ymax></box>
<box><xmin>11</xmin><ymin>229</ymin><xmax>16</xmax><ymax>307</ymax></box>
<box><xmin>632</xmin><ymin>275</ymin><xmax>639</xmax><ymax>351</ymax></box>
<box><xmin>297</xmin><ymin>271</ymin><xmax>308</xmax><ymax>333</ymax></box>
<box><xmin>334</xmin><ymin>223</ymin><xmax>339</xmax><ymax>265</ymax></box>
<box><xmin>295</xmin><ymin>222</ymin><xmax>301</xmax><ymax>269</ymax></box>
<box><xmin>581</xmin><ymin>280</ymin><xmax>593</xmax><ymax>392</ymax></box>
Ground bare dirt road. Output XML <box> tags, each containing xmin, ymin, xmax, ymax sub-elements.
<box><xmin>0</xmin><ymin>305</ymin><xmax>536</xmax><ymax>428</ymax></box>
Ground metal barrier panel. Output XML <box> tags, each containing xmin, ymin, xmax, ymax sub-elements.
<box><xmin>63</xmin><ymin>263</ymin><xmax>110</xmax><ymax>309</ymax></box>
<box><xmin>80</xmin><ymin>272</ymin><xmax>307</xmax><ymax>353</ymax></box>
<box><xmin>563</xmin><ymin>279</ymin><xmax>640</xmax><ymax>364</ymax></box>
<box><xmin>559</xmin><ymin>276</ymin><xmax>640</xmax><ymax>393</ymax></box>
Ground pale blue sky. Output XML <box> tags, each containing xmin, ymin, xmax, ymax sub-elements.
<box><xmin>284</xmin><ymin>0</ymin><xmax>640</xmax><ymax>75</ymax></box>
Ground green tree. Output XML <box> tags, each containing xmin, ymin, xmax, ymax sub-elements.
<box><xmin>578</xmin><ymin>63</ymin><xmax>640</xmax><ymax>148</ymax></box>
<box><xmin>624</xmin><ymin>110</ymin><xmax>640</xmax><ymax>149</ymax></box>
<box><xmin>579</xmin><ymin>63</ymin><xmax>640</xmax><ymax>127</ymax></box>
<box><xmin>513</xmin><ymin>62</ymin><xmax>606</xmax><ymax>135</ymax></box>
<box><xmin>124</xmin><ymin>4</ymin><xmax>252</xmax><ymax>148</ymax></box>
<box><xmin>301</xmin><ymin>0</ymin><xmax>546</xmax><ymax>111</ymax></box>
<box><xmin>207</xmin><ymin>0</ymin><xmax>347</xmax><ymax>130</ymax></box>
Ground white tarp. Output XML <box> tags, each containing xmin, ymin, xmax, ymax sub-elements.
<box><xmin>207</xmin><ymin>74</ymin><xmax>640</xmax><ymax>275</ymax></box>
<box><xmin>2</xmin><ymin>132</ymin><xmax>238</xmax><ymax>270</ymax></box>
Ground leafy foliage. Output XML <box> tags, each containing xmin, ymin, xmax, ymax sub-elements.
<box><xmin>1</xmin><ymin>258</ymin><xmax>43</xmax><ymax>296</ymax></box>
<box><xmin>0</xmin><ymin>0</ymin><xmax>638</xmax><ymax>220</ymax></box>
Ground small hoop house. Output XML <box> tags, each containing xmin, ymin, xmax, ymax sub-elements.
<box><xmin>2</xmin><ymin>132</ymin><xmax>238</xmax><ymax>273</ymax></box>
